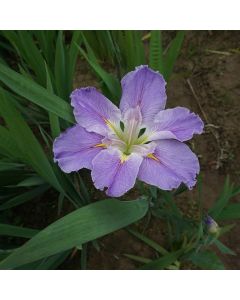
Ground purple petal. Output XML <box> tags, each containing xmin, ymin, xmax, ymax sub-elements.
<box><xmin>91</xmin><ymin>148</ymin><xmax>143</xmax><ymax>197</ymax></box>
<box><xmin>71</xmin><ymin>87</ymin><xmax>121</xmax><ymax>135</ymax></box>
<box><xmin>53</xmin><ymin>125</ymin><xmax>104</xmax><ymax>173</ymax></box>
<box><xmin>120</xmin><ymin>65</ymin><xmax>167</xmax><ymax>123</ymax></box>
<box><xmin>150</xmin><ymin>107</ymin><xmax>204</xmax><ymax>142</ymax></box>
<box><xmin>138</xmin><ymin>140</ymin><xmax>199</xmax><ymax>190</ymax></box>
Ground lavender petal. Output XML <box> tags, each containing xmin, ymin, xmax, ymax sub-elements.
<box><xmin>53</xmin><ymin>125</ymin><xmax>104</xmax><ymax>173</ymax></box>
<box><xmin>138</xmin><ymin>140</ymin><xmax>200</xmax><ymax>190</ymax></box>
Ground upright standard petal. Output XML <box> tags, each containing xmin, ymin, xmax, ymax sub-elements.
<box><xmin>138</xmin><ymin>140</ymin><xmax>199</xmax><ymax>190</ymax></box>
<box><xmin>53</xmin><ymin>125</ymin><xmax>104</xmax><ymax>173</ymax></box>
<box><xmin>71</xmin><ymin>87</ymin><xmax>121</xmax><ymax>135</ymax></box>
<box><xmin>149</xmin><ymin>107</ymin><xmax>204</xmax><ymax>142</ymax></box>
<box><xmin>91</xmin><ymin>148</ymin><xmax>143</xmax><ymax>197</ymax></box>
<box><xmin>120</xmin><ymin>65</ymin><xmax>167</xmax><ymax>123</ymax></box>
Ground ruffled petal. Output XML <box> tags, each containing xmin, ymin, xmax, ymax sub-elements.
<box><xmin>91</xmin><ymin>148</ymin><xmax>143</xmax><ymax>197</ymax></box>
<box><xmin>149</xmin><ymin>107</ymin><xmax>204</xmax><ymax>142</ymax></box>
<box><xmin>53</xmin><ymin>125</ymin><xmax>104</xmax><ymax>173</ymax></box>
<box><xmin>120</xmin><ymin>65</ymin><xmax>166</xmax><ymax>123</ymax></box>
<box><xmin>138</xmin><ymin>140</ymin><xmax>199</xmax><ymax>190</ymax></box>
<box><xmin>71</xmin><ymin>87</ymin><xmax>121</xmax><ymax>135</ymax></box>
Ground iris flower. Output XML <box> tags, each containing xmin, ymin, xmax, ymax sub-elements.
<box><xmin>53</xmin><ymin>66</ymin><xmax>204</xmax><ymax>197</ymax></box>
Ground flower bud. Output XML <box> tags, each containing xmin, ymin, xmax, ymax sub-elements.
<box><xmin>204</xmin><ymin>215</ymin><xmax>219</xmax><ymax>235</ymax></box>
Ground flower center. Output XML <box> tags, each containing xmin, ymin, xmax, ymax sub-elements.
<box><xmin>105</xmin><ymin>107</ymin><xmax>150</xmax><ymax>156</ymax></box>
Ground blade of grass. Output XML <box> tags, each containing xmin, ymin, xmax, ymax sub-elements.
<box><xmin>0</xmin><ymin>63</ymin><xmax>74</xmax><ymax>123</ymax></box>
<box><xmin>209</xmin><ymin>176</ymin><xmax>234</xmax><ymax>219</ymax></box>
<box><xmin>0</xmin><ymin>125</ymin><xmax>22</xmax><ymax>159</ymax></box>
<box><xmin>54</xmin><ymin>31</ymin><xmax>67</xmax><ymax>100</ymax></box>
<box><xmin>127</xmin><ymin>228</ymin><xmax>168</xmax><ymax>255</ymax></box>
<box><xmin>140</xmin><ymin>249</ymin><xmax>183</xmax><ymax>270</ymax></box>
<box><xmin>124</xmin><ymin>254</ymin><xmax>151</xmax><ymax>264</ymax></box>
<box><xmin>217</xmin><ymin>203</ymin><xmax>240</xmax><ymax>220</ymax></box>
<box><xmin>45</xmin><ymin>63</ymin><xmax>61</xmax><ymax>139</ymax></box>
<box><xmin>189</xmin><ymin>250</ymin><xmax>225</xmax><ymax>270</ymax></box>
<box><xmin>214</xmin><ymin>239</ymin><xmax>236</xmax><ymax>256</ymax></box>
<box><xmin>163</xmin><ymin>31</ymin><xmax>185</xmax><ymax>81</ymax></box>
<box><xmin>0</xmin><ymin>88</ymin><xmax>62</xmax><ymax>191</ymax></box>
<box><xmin>0</xmin><ymin>223</ymin><xmax>39</xmax><ymax>238</ymax></box>
<box><xmin>77</xmin><ymin>38</ymin><xmax>121</xmax><ymax>103</ymax></box>
<box><xmin>0</xmin><ymin>198</ymin><xmax>148</xmax><ymax>269</ymax></box>
<box><xmin>17</xmin><ymin>31</ymin><xmax>46</xmax><ymax>85</ymax></box>
<box><xmin>0</xmin><ymin>184</ymin><xmax>49</xmax><ymax>211</ymax></box>
<box><xmin>149</xmin><ymin>30</ymin><xmax>163</xmax><ymax>72</ymax></box>
<box><xmin>67</xmin><ymin>30</ymin><xmax>82</xmax><ymax>92</ymax></box>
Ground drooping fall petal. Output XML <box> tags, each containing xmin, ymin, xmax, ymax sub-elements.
<box><xmin>138</xmin><ymin>140</ymin><xmax>200</xmax><ymax>190</ymax></box>
<box><xmin>53</xmin><ymin>125</ymin><xmax>104</xmax><ymax>173</ymax></box>
<box><xmin>91</xmin><ymin>148</ymin><xmax>143</xmax><ymax>197</ymax></box>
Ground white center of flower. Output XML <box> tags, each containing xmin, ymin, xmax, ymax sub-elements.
<box><xmin>103</xmin><ymin>107</ymin><xmax>155</xmax><ymax>158</ymax></box>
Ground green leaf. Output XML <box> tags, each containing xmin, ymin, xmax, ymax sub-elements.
<box><xmin>54</xmin><ymin>31</ymin><xmax>67</xmax><ymax>100</ymax></box>
<box><xmin>67</xmin><ymin>31</ymin><xmax>82</xmax><ymax>92</ymax></box>
<box><xmin>113</xmin><ymin>31</ymin><xmax>145</xmax><ymax>72</ymax></box>
<box><xmin>0</xmin><ymin>63</ymin><xmax>74</xmax><ymax>123</ymax></box>
<box><xmin>189</xmin><ymin>250</ymin><xmax>225</xmax><ymax>270</ymax></box>
<box><xmin>214</xmin><ymin>239</ymin><xmax>236</xmax><ymax>256</ymax></box>
<box><xmin>140</xmin><ymin>250</ymin><xmax>182</xmax><ymax>270</ymax></box>
<box><xmin>0</xmin><ymin>223</ymin><xmax>39</xmax><ymax>239</ymax></box>
<box><xmin>17</xmin><ymin>31</ymin><xmax>46</xmax><ymax>85</ymax></box>
<box><xmin>231</xmin><ymin>186</ymin><xmax>240</xmax><ymax>197</ymax></box>
<box><xmin>45</xmin><ymin>63</ymin><xmax>61</xmax><ymax>139</ymax></box>
<box><xmin>163</xmin><ymin>31</ymin><xmax>185</xmax><ymax>81</ymax></box>
<box><xmin>218</xmin><ymin>203</ymin><xmax>240</xmax><ymax>220</ymax></box>
<box><xmin>13</xmin><ymin>250</ymin><xmax>71</xmax><ymax>270</ymax></box>
<box><xmin>149</xmin><ymin>30</ymin><xmax>163</xmax><ymax>72</ymax></box>
<box><xmin>0</xmin><ymin>161</ymin><xmax>24</xmax><ymax>172</ymax></box>
<box><xmin>0</xmin><ymin>185</ymin><xmax>49</xmax><ymax>211</ymax></box>
<box><xmin>0</xmin><ymin>169</ymin><xmax>29</xmax><ymax>187</ymax></box>
<box><xmin>0</xmin><ymin>88</ymin><xmax>62</xmax><ymax>191</ymax></box>
<box><xmin>0</xmin><ymin>198</ymin><xmax>148</xmax><ymax>269</ymax></box>
<box><xmin>33</xmin><ymin>31</ymin><xmax>56</xmax><ymax>68</ymax></box>
<box><xmin>34</xmin><ymin>250</ymin><xmax>71</xmax><ymax>270</ymax></box>
<box><xmin>124</xmin><ymin>254</ymin><xmax>151</xmax><ymax>264</ymax></box>
<box><xmin>16</xmin><ymin>176</ymin><xmax>46</xmax><ymax>187</ymax></box>
<box><xmin>219</xmin><ymin>224</ymin><xmax>235</xmax><ymax>236</ymax></box>
<box><xmin>127</xmin><ymin>228</ymin><xmax>168</xmax><ymax>255</ymax></box>
<box><xmin>126</xmin><ymin>31</ymin><xmax>145</xmax><ymax>70</ymax></box>
<box><xmin>77</xmin><ymin>38</ymin><xmax>121</xmax><ymax>102</ymax></box>
<box><xmin>209</xmin><ymin>176</ymin><xmax>234</xmax><ymax>219</ymax></box>
<box><xmin>0</xmin><ymin>125</ymin><xmax>21</xmax><ymax>159</ymax></box>
<box><xmin>172</xmin><ymin>184</ymin><xmax>187</xmax><ymax>196</ymax></box>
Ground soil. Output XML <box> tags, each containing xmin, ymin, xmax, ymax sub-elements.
<box><xmin>2</xmin><ymin>31</ymin><xmax>240</xmax><ymax>269</ymax></box>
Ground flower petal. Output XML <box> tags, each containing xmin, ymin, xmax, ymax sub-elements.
<box><xmin>91</xmin><ymin>148</ymin><xmax>143</xmax><ymax>197</ymax></box>
<box><xmin>71</xmin><ymin>87</ymin><xmax>121</xmax><ymax>135</ymax></box>
<box><xmin>120</xmin><ymin>65</ymin><xmax>167</xmax><ymax>123</ymax></box>
<box><xmin>53</xmin><ymin>125</ymin><xmax>104</xmax><ymax>173</ymax></box>
<box><xmin>138</xmin><ymin>140</ymin><xmax>199</xmax><ymax>190</ymax></box>
<box><xmin>149</xmin><ymin>107</ymin><xmax>204</xmax><ymax>142</ymax></box>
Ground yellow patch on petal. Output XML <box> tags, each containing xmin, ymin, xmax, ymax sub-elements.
<box><xmin>120</xmin><ymin>153</ymin><xmax>129</xmax><ymax>163</ymax></box>
<box><xmin>103</xmin><ymin>117</ymin><xmax>123</xmax><ymax>140</ymax></box>
<box><xmin>94</xmin><ymin>143</ymin><xmax>107</xmax><ymax>148</ymax></box>
<box><xmin>103</xmin><ymin>118</ymin><xmax>115</xmax><ymax>131</ymax></box>
<box><xmin>147</xmin><ymin>153</ymin><xmax>159</xmax><ymax>162</ymax></box>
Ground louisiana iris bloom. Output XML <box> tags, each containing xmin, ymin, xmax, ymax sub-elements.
<box><xmin>53</xmin><ymin>66</ymin><xmax>204</xmax><ymax>197</ymax></box>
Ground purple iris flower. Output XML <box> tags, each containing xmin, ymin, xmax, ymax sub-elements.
<box><xmin>53</xmin><ymin>65</ymin><xmax>204</xmax><ymax>197</ymax></box>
